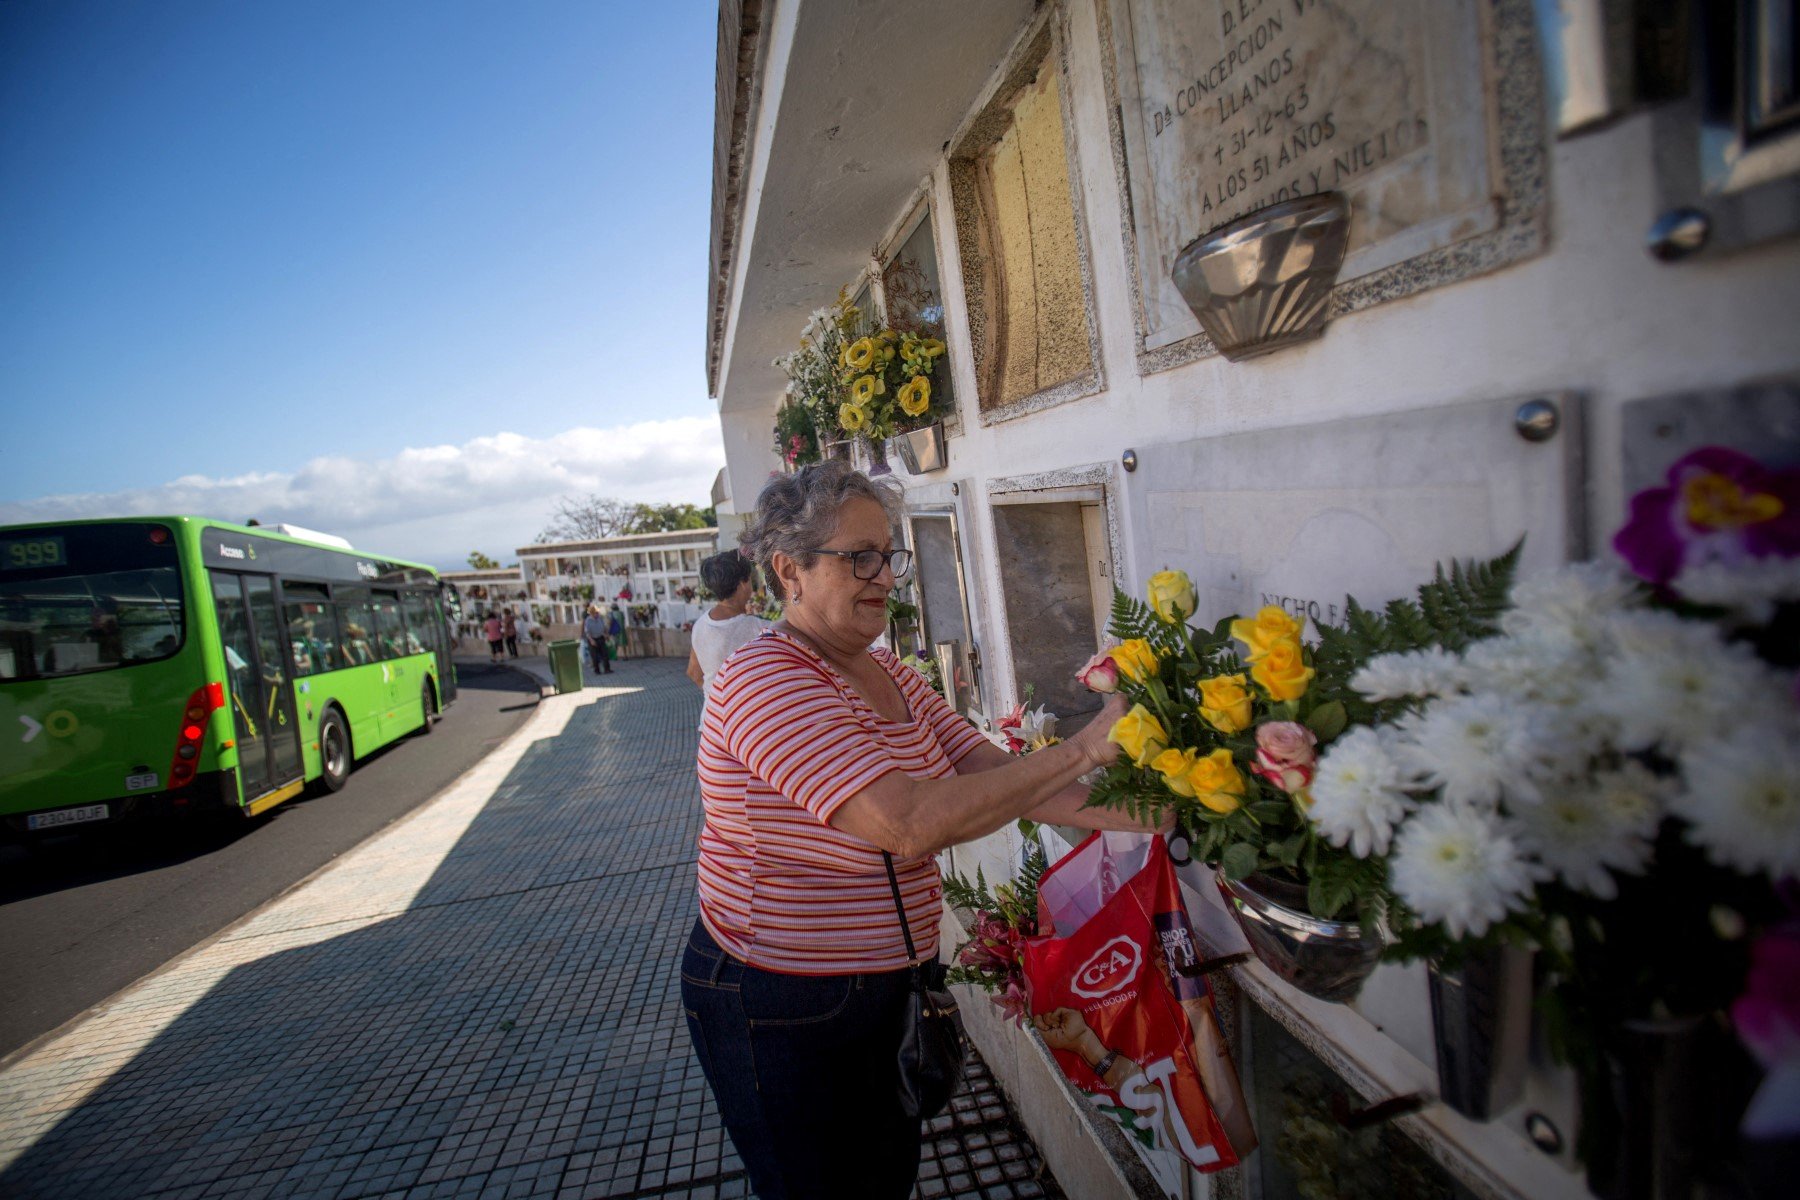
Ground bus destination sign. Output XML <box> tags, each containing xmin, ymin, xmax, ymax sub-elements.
<box><xmin>1</xmin><ymin>535</ymin><xmax>67</xmax><ymax>571</ymax></box>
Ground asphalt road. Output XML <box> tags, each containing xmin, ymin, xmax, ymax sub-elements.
<box><xmin>0</xmin><ymin>659</ymin><xmax>541</xmax><ymax>1061</ymax></box>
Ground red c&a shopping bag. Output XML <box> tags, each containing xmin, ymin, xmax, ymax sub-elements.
<box><xmin>1022</xmin><ymin>832</ymin><xmax>1254</xmax><ymax>1195</ymax></box>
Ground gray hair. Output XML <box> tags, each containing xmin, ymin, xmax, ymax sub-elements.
<box><xmin>739</xmin><ymin>459</ymin><xmax>901</xmax><ymax>599</ymax></box>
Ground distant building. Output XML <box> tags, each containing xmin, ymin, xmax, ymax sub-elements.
<box><xmin>516</xmin><ymin>528</ymin><xmax>719</xmax><ymax>629</ymax></box>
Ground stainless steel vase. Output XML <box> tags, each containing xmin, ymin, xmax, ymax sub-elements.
<box><xmin>890</xmin><ymin>421</ymin><xmax>948</xmax><ymax>474</ymax></box>
<box><xmin>1171</xmin><ymin>192</ymin><xmax>1352</xmax><ymax>362</ymax></box>
<box><xmin>1216</xmin><ymin>872</ymin><xmax>1383</xmax><ymax>1003</ymax></box>
<box><xmin>1428</xmin><ymin>945</ymin><xmax>1532</xmax><ymax>1121</ymax></box>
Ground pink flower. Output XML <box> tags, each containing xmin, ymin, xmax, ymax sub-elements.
<box><xmin>991</xmin><ymin>978</ymin><xmax>1029</xmax><ymax>1025</ymax></box>
<box><xmin>1251</xmin><ymin>720</ymin><xmax>1318</xmax><ymax>793</ymax></box>
<box><xmin>958</xmin><ymin>913</ymin><xmax>1022</xmax><ymax>972</ymax></box>
<box><xmin>1613</xmin><ymin>446</ymin><xmax>1800</xmax><ymax>585</ymax></box>
<box><xmin>997</xmin><ymin>704</ymin><xmax>1027</xmax><ymax>754</ymax></box>
<box><xmin>1734</xmin><ymin>913</ymin><xmax>1800</xmax><ymax>1138</ymax></box>
<box><xmin>1076</xmin><ymin>652</ymin><xmax>1120</xmax><ymax>693</ymax></box>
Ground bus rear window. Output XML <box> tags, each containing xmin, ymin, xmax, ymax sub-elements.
<box><xmin>0</xmin><ymin>567</ymin><xmax>186</xmax><ymax>680</ymax></box>
<box><xmin>0</xmin><ymin>525</ymin><xmax>185</xmax><ymax>681</ymax></box>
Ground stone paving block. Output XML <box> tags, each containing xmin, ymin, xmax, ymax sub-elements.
<box><xmin>0</xmin><ymin>662</ymin><xmax>1064</xmax><ymax>1200</ymax></box>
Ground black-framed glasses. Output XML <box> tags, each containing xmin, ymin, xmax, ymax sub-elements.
<box><xmin>808</xmin><ymin>548</ymin><xmax>913</xmax><ymax>581</ymax></box>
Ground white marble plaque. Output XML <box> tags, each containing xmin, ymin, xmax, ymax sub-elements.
<box><xmin>1111</xmin><ymin>0</ymin><xmax>1500</xmax><ymax>349</ymax></box>
<box><xmin>1126</xmin><ymin>396</ymin><xmax>1585</xmax><ymax>632</ymax></box>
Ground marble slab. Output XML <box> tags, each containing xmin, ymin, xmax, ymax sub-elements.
<box><xmin>1126</xmin><ymin>394</ymin><xmax>1585</xmax><ymax>632</ymax></box>
<box><xmin>1619</xmin><ymin>380</ymin><xmax>1800</xmax><ymax>496</ymax></box>
<box><xmin>1110</xmin><ymin>0</ymin><xmax>1501</xmax><ymax>350</ymax></box>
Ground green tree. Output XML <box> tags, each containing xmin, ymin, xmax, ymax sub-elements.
<box><xmin>467</xmin><ymin>551</ymin><xmax>500</xmax><ymax>569</ymax></box>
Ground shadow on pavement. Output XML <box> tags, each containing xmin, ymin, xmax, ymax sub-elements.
<box><xmin>1</xmin><ymin>662</ymin><xmax>720</xmax><ymax>1199</ymax></box>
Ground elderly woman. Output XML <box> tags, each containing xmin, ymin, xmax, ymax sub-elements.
<box><xmin>682</xmin><ymin>461</ymin><xmax>1151</xmax><ymax>1199</ymax></box>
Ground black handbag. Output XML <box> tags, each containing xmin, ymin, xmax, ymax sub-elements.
<box><xmin>884</xmin><ymin>852</ymin><xmax>967</xmax><ymax>1120</ymax></box>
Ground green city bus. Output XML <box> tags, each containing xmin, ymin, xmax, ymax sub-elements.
<box><xmin>0</xmin><ymin>517</ymin><xmax>460</xmax><ymax>836</ymax></box>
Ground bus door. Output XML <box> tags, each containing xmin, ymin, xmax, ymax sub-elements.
<box><xmin>209</xmin><ymin>571</ymin><xmax>303</xmax><ymax>802</ymax></box>
<box><xmin>404</xmin><ymin>589</ymin><xmax>454</xmax><ymax>705</ymax></box>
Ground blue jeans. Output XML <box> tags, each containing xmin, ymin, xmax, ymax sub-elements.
<box><xmin>679</xmin><ymin>919</ymin><xmax>922</xmax><ymax>1199</ymax></box>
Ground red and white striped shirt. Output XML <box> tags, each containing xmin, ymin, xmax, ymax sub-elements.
<box><xmin>695</xmin><ymin>630</ymin><xmax>988</xmax><ymax>974</ymax></box>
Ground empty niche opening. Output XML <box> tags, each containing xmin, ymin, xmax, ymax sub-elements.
<box><xmin>991</xmin><ymin>497</ymin><xmax>1112</xmax><ymax>721</ymax></box>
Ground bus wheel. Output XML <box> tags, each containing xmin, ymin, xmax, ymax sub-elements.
<box><xmin>319</xmin><ymin>709</ymin><xmax>352</xmax><ymax>792</ymax></box>
<box><xmin>416</xmin><ymin>681</ymin><xmax>438</xmax><ymax>736</ymax></box>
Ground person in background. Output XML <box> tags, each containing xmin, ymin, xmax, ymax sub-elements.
<box><xmin>482</xmin><ymin>611</ymin><xmax>503</xmax><ymax>664</ymax></box>
<box><xmin>607</xmin><ymin>603</ymin><xmax>626</xmax><ymax>663</ymax></box>
<box><xmin>502</xmin><ymin>607</ymin><xmax>519</xmax><ymax>659</ymax></box>
<box><xmin>582</xmin><ymin>603</ymin><xmax>611</xmax><ymax>674</ymax></box>
<box><xmin>686</xmin><ymin>552</ymin><xmax>772</xmax><ymax>727</ymax></box>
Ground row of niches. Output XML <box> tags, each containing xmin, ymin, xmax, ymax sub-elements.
<box><xmin>796</xmin><ymin>0</ymin><xmax>1800</xmax><ymax>445</ymax></box>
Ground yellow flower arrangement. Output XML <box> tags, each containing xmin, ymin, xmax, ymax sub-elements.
<box><xmin>838</xmin><ymin>402</ymin><xmax>870</xmax><ymax>434</ymax></box>
<box><xmin>851</xmin><ymin>374</ymin><xmax>883</xmax><ymax>405</ymax></box>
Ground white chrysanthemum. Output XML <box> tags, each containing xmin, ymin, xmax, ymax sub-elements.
<box><xmin>1309</xmin><ymin>727</ymin><xmax>1419</xmax><ymax>857</ymax></box>
<box><xmin>1594</xmin><ymin>610</ymin><xmax>1785</xmax><ymax>752</ymax></box>
<box><xmin>1461</xmin><ymin>633</ymin><xmax>1591</xmax><ymax>708</ymax></box>
<box><xmin>1673</xmin><ymin>731</ymin><xmax>1800</xmax><ymax>879</ymax></box>
<box><xmin>1350</xmin><ymin>647</ymin><xmax>1467</xmax><ymax>702</ymax></box>
<box><xmin>1500</xmin><ymin>562</ymin><xmax>1642</xmax><ymax>653</ymax></box>
<box><xmin>1393</xmin><ymin>693</ymin><xmax>1563</xmax><ymax>808</ymax></box>
<box><xmin>1507</xmin><ymin>762</ymin><xmax>1667</xmax><ymax>898</ymax></box>
<box><xmin>1390</xmin><ymin>803</ymin><xmax>1542</xmax><ymax>939</ymax></box>
<box><xmin>1671</xmin><ymin>556</ymin><xmax>1800</xmax><ymax>624</ymax></box>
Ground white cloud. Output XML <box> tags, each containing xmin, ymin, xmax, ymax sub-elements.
<box><xmin>0</xmin><ymin>419</ymin><xmax>726</xmax><ymax>569</ymax></box>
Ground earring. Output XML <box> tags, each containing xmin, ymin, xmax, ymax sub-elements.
<box><xmin>791</xmin><ymin>589</ymin><xmax>802</xmax><ymax>605</ymax></box>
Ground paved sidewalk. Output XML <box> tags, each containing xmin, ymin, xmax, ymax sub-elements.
<box><xmin>0</xmin><ymin>659</ymin><xmax>1063</xmax><ymax>1200</ymax></box>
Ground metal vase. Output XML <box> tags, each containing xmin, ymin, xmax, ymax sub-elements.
<box><xmin>1171</xmin><ymin>192</ymin><xmax>1352</xmax><ymax>361</ymax></box>
<box><xmin>1427</xmin><ymin>945</ymin><xmax>1532</xmax><ymax>1121</ymax></box>
<box><xmin>1216</xmin><ymin>872</ymin><xmax>1383</xmax><ymax>1004</ymax></box>
<box><xmin>890</xmin><ymin>421</ymin><xmax>948</xmax><ymax>474</ymax></box>
<box><xmin>1580</xmin><ymin>1014</ymin><xmax>1762</xmax><ymax>1200</ymax></box>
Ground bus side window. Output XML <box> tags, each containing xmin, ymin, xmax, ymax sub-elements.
<box><xmin>401</xmin><ymin>591</ymin><xmax>432</xmax><ymax>654</ymax></box>
<box><xmin>282</xmin><ymin>583</ymin><xmax>338</xmax><ymax>678</ymax></box>
<box><xmin>336</xmin><ymin>589</ymin><xmax>375</xmax><ymax>666</ymax></box>
<box><xmin>371</xmin><ymin>592</ymin><xmax>405</xmax><ymax>662</ymax></box>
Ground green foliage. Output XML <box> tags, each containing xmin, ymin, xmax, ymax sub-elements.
<box><xmin>467</xmin><ymin>551</ymin><xmax>499</xmax><ymax>570</ymax></box>
<box><xmin>1312</xmin><ymin>541</ymin><xmax>1522</xmax><ymax>721</ymax></box>
<box><xmin>773</xmin><ymin>402</ymin><xmax>821</xmax><ymax>466</ymax></box>
<box><xmin>1106</xmin><ymin>586</ymin><xmax>1187</xmax><ymax>656</ymax></box>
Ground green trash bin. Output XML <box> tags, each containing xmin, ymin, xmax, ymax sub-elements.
<box><xmin>547</xmin><ymin>639</ymin><xmax>584</xmax><ymax>695</ymax></box>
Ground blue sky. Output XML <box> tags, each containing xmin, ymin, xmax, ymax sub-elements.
<box><xmin>0</xmin><ymin>0</ymin><xmax>725</xmax><ymax>567</ymax></box>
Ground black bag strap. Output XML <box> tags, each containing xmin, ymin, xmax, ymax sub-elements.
<box><xmin>882</xmin><ymin>851</ymin><xmax>919</xmax><ymax>965</ymax></box>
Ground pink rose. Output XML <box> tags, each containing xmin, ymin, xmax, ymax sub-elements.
<box><xmin>1076</xmin><ymin>652</ymin><xmax>1121</xmax><ymax>693</ymax></box>
<box><xmin>1251</xmin><ymin>721</ymin><xmax>1318</xmax><ymax>793</ymax></box>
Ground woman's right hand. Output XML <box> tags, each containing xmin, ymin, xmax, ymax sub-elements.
<box><xmin>1069</xmin><ymin>693</ymin><xmax>1129</xmax><ymax>771</ymax></box>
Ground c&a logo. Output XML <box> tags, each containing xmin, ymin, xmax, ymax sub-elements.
<box><xmin>1070</xmin><ymin>935</ymin><xmax>1143</xmax><ymax>1000</ymax></box>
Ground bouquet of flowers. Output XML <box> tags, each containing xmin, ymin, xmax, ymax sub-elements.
<box><xmin>831</xmin><ymin>325</ymin><xmax>948</xmax><ymax>443</ymax></box>
<box><xmin>773</xmin><ymin>290</ymin><xmax>861</xmax><ymax>452</ymax></box>
<box><xmin>997</xmin><ymin>696</ymin><xmax>1061</xmax><ymax>755</ymax></box>
<box><xmin>944</xmin><ymin>841</ymin><xmax>1048</xmax><ymax>1023</ymax></box>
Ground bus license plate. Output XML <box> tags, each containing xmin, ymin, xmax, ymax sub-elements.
<box><xmin>27</xmin><ymin>804</ymin><xmax>109</xmax><ymax>831</ymax></box>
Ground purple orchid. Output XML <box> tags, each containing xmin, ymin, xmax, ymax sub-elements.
<box><xmin>1614</xmin><ymin>447</ymin><xmax>1800</xmax><ymax>585</ymax></box>
<box><xmin>1733</xmin><ymin>890</ymin><xmax>1800</xmax><ymax>1138</ymax></box>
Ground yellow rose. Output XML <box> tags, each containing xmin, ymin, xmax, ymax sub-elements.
<box><xmin>1146</xmin><ymin>569</ymin><xmax>1197</xmax><ymax>624</ymax></box>
<box><xmin>1230</xmin><ymin>605</ymin><xmax>1305</xmax><ymax>661</ymax></box>
<box><xmin>1151</xmin><ymin>747</ymin><xmax>1202</xmax><ymax>798</ymax></box>
<box><xmin>1251</xmin><ymin>638</ymin><xmax>1314</xmax><ymax>701</ymax></box>
<box><xmin>918</xmin><ymin>336</ymin><xmax>946</xmax><ymax>358</ymax></box>
<box><xmin>1196</xmin><ymin>673</ymin><xmax>1253</xmax><ymax>733</ymax></box>
<box><xmin>898</xmin><ymin>376</ymin><xmax>932</xmax><ymax>417</ymax></box>
<box><xmin>1187</xmin><ymin>748</ymin><xmax>1247</xmax><ymax>813</ymax></box>
<box><xmin>851</xmin><ymin>374</ymin><xmax>880</xmax><ymax>404</ymax></box>
<box><xmin>838</xmin><ymin>402</ymin><xmax>869</xmax><ymax>434</ymax></box>
<box><xmin>1107</xmin><ymin>704</ymin><xmax>1168</xmax><ymax>767</ymax></box>
<box><xmin>845</xmin><ymin>338</ymin><xmax>877</xmax><ymax>371</ymax></box>
<box><xmin>1110</xmin><ymin>638</ymin><xmax>1161</xmax><ymax>684</ymax></box>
